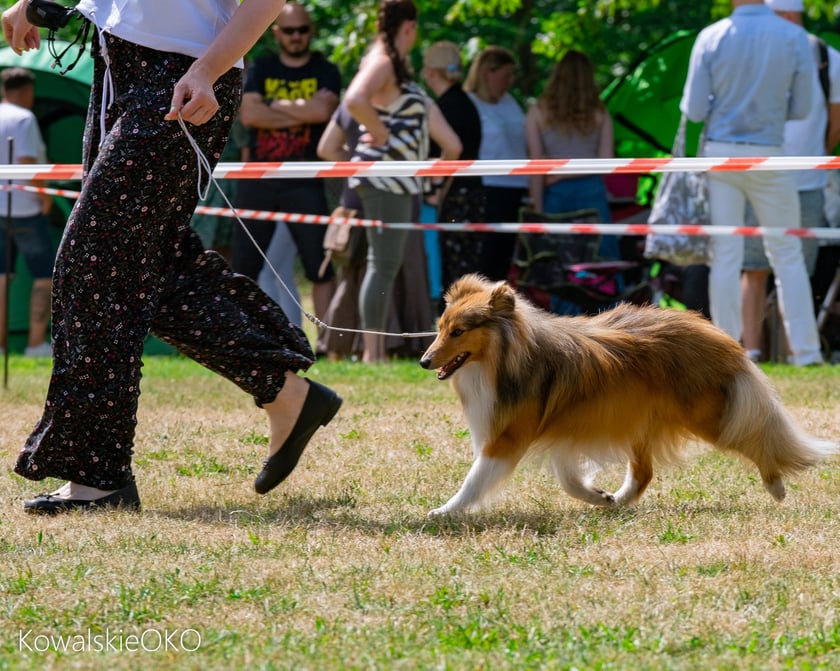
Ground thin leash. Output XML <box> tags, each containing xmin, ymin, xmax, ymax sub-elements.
<box><xmin>178</xmin><ymin>116</ymin><xmax>437</xmax><ymax>340</ymax></box>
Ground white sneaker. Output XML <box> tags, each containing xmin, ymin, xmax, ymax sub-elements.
<box><xmin>24</xmin><ymin>342</ymin><xmax>52</xmax><ymax>358</ymax></box>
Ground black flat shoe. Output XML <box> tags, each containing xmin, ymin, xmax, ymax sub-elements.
<box><xmin>254</xmin><ymin>379</ymin><xmax>342</xmax><ymax>495</ymax></box>
<box><xmin>24</xmin><ymin>479</ymin><xmax>141</xmax><ymax>515</ymax></box>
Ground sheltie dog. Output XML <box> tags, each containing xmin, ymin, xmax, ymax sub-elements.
<box><xmin>419</xmin><ymin>274</ymin><xmax>836</xmax><ymax>516</ymax></box>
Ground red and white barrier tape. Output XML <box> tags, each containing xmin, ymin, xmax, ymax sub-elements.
<box><xmin>3</xmin><ymin>155</ymin><xmax>840</xmax><ymax>181</ymax></box>
<box><xmin>194</xmin><ymin>205</ymin><xmax>379</xmax><ymax>227</ymax></box>
<box><xmin>0</xmin><ymin>183</ymin><xmax>81</xmax><ymax>199</ymax></box>
<box><xmin>0</xmin><ymin>183</ymin><xmax>384</xmax><ymax>227</ymax></box>
<box><xmin>4</xmin><ymin>183</ymin><xmax>840</xmax><ymax>239</ymax></box>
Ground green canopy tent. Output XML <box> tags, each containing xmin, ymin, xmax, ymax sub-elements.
<box><xmin>602</xmin><ymin>29</ymin><xmax>703</xmax><ymax>160</ymax></box>
<box><xmin>604</xmin><ymin>27</ymin><xmax>840</xmax><ymax>159</ymax></box>
<box><xmin>0</xmin><ymin>40</ymin><xmax>92</xmax><ymax>352</ymax></box>
<box><xmin>0</xmin><ymin>39</ymin><xmax>93</xmax><ymax>164</ymax></box>
<box><xmin>602</xmin><ymin>29</ymin><xmax>840</xmax><ymax>212</ymax></box>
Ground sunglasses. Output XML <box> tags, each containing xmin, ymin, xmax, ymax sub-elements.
<box><xmin>280</xmin><ymin>25</ymin><xmax>311</xmax><ymax>36</ymax></box>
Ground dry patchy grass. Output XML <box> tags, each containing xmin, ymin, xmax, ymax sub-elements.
<box><xmin>0</xmin><ymin>355</ymin><xmax>838</xmax><ymax>670</ymax></box>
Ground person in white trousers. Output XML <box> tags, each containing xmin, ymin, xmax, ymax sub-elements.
<box><xmin>681</xmin><ymin>0</ymin><xmax>823</xmax><ymax>366</ymax></box>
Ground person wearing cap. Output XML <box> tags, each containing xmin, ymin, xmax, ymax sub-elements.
<box><xmin>681</xmin><ymin>0</ymin><xmax>824</xmax><ymax>366</ymax></box>
<box><xmin>739</xmin><ymin>0</ymin><xmax>840</xmax><ymax>362</ymax></box>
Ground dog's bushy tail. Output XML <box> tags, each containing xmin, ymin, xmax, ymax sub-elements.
<box><xmin>718</xmin><ymin>365</ymin><xmax>837</xmax><ymax>501</ymax></box>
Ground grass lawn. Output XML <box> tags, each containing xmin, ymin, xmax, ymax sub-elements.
<box><xmin>0</xmin><ymin>353</ymin><xmax>838</xmax><ymax>670</ymax></box>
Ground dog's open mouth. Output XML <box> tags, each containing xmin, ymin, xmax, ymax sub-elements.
<box><xmin>437</xmin><ymin>352</ymin><xmax>469</xmax><ymax>380</ymax></box>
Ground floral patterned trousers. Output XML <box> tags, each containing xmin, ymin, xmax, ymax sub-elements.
<box><xmin>15</xmin><ymin>34</ymin><xmax>314</xmax><ymax>490</ymax></box>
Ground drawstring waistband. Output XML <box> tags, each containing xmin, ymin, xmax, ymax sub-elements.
<box><xmin>96</xmin><ymin>29</ymin><xmax>115</xmax><ymax>151</ymax></box>
<box><xmin>43</xmin><ymin>11</ymin><xmax>112</xmax><ymax>151</ymax></box>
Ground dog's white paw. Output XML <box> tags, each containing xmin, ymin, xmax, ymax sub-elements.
<box><xmin>595</xmin><ymin>488</ymin><xmax>617</xmax><ymax>506</ymax></box>
<box><xmin>428</xmin><ymin>503</ymin><xmax>472</xmax><ymax>517</ymax></box>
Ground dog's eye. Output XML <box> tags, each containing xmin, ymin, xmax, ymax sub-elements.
<box><xmin>450</xmin><ymin>328</ymin><xmax>464</xmax><ymax>337</ymax></box>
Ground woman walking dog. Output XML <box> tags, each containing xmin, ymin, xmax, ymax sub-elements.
<box><xmin>2</xmin><ymin>0</ymin><xmax>341</xmax><ymax>513</ymax></box>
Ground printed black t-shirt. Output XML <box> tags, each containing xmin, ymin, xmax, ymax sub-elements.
<box><xmin>243</xmin><ymin>52</ymin><xmax>342</xmax><ymax>162</ymax></box>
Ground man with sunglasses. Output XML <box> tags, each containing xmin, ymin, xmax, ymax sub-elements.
<box><xmin>233</xmin><ymin>2</ymin><xmax>341</xmax><ymax>353</ymax></box>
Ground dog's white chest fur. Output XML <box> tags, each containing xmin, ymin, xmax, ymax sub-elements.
<box><xmin>452</xmin><ymin>364</ymin><xmax>495</xmax><ymax>456</ymax></box>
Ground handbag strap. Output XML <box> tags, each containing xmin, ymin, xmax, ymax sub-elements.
<box><xmin>671</xmin><ymin>115</ymin><xmax>688</xmax><ymax>158</ymax></box>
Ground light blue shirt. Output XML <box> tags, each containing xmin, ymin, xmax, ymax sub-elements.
<box><xmin>680</xmin><ymin>4</ymin><xmax>815</xmax><ymax>146</ymax></box>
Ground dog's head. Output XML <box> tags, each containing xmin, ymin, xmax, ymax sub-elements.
<box><xmin>419</xmin><ymin>274</ymin><xmax>517</xmax><ymax>380</ymax></box>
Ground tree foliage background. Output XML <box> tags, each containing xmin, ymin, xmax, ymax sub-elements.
<box><xmin>299</xmin><ymin>0</ymin><xmax>840</xmax><ymax>101</ymax></box>
<box><xmin>2</xmin><ymin>0</ymin><xmax>840</xmax><ymax>102</ymax></box>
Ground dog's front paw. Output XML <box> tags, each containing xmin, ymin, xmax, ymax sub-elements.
<box><xmin>428</xmin><ymin>503</ymin><xmax>471</xmax><ymax>517</ymax></box>
<box><xmin>592</xmin><ymin>487</ymin><xmax>618</xmax><ymax>508</ymax></box>
<box><xmin>594</xmin><ymin>488</ymin><xmax>617</xmax><ymax>506</ymax></box>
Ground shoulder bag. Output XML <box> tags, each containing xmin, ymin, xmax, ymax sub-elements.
<box><xmin>643</xmin><ymin>115</ymin><xmax>710</xmax><ymax>266</ymax></box>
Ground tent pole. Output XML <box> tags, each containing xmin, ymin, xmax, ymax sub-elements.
<box><xmin>3</xmin><ymin>137</ymin><xmax>12</xmax><ymax>389</ymax></box>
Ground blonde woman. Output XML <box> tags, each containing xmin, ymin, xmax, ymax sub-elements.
<box><xmin>464</xmin><ymin>45</ymin><xmax>527</xmax><ymax>280</ymax></box>
<box><xmin>525</xmin><ymin>50</ymin><xmax>618</xmax><ymax>258</ymax></box>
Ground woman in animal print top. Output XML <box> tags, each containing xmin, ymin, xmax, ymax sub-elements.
<box><xmin>345</xmin><ymin>0</ymin><xmax>460</xmax><ymax>364</ymax></box>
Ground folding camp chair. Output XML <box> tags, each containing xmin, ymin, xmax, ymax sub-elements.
<box><xmin>508</xmin><ymin>208</ymin><xmax>651</xmax><ymax>315</ymax></box>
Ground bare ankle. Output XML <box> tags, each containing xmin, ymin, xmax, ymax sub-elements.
<box><xmin>264</xmin><ymin>373</ymin><xmax>309</xmax><ymax>457</ymax></box>
<box><xmin>53</xmin><ymin>482</ymin><xmax>116</xmax><ymax>499</ymax></box>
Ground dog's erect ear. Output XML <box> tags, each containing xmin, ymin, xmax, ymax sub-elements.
<box><xmin>488</xmin><ymin>282</ymin><xmax>516</xmax><ymax>316</ymax></box>
<box><xmin>444</xmin><ymin>273</ymin><xmax>491</xmax><ymax>306</ymax></box>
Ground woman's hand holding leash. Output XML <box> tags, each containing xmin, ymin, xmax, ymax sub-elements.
<box><xmin>165</xmin><ymin>62</ymin><xmax>220</xmax><ymax>126</ymax></box>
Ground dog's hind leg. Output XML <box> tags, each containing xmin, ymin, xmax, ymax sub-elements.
<box><xmin>550</xmin><ymin>453</ymin><xmax>617</xmax><ymax>507</ymax></box>
<box><xmin>612</xmin><ymin>446</ymin><xmax>653</xmax><ymax>506</ymax></box>
<box><xmin>428</xmin><ymin>454</ymin><xmax>519</xmax><ymax>517</ymax></box>
<box><xmin>714</xmin><ymin>367</ymin><xmax>838</xmax><ymax>503</ymax></box>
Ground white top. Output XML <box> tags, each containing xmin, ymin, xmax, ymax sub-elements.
<box><xmin>467</xmin><ymin>91</ymin><xmax>528</xmax><ymax>189</ymax></box>
<box><xmin>0</xmin><ymin>101</ymin><xmax>46</xmax><ymax>217</ymax></box>
<box><xmin>76</xmin><ymin>0</ymin><xmax>242</xmax><ymax>66</ymax></box>
<box><xmin>785</xmin><ymin>37</ymin><xmax>840</xmax><ymax>191</ymax></box>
